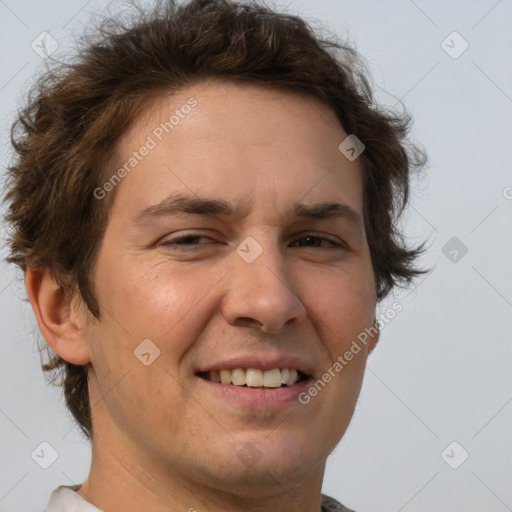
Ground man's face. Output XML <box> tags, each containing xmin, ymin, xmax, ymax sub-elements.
<box><xmin>82</xmin><ymin>80</ymin><xmax>377</xmax><ymax>492</ymax></box>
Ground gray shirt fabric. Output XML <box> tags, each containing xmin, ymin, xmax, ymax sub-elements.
<box><xmin>321</xmin><ymin>494</ymin><xmax>356</xmax><ymax>512</ymax></box>
<box><xmin>43</xmin><ymin>484</ymin><xmax>356</xmax><ymax>511</ymax></box>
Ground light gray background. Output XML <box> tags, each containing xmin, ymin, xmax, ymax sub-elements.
<box><xmin>1</xmin><ymin>1</ymin><xmax>511</xmax><ymax>511</ymax></box>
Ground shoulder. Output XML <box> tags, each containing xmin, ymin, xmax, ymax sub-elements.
<box><xmin>43</xmin><ymin>485</ymin><xmax>102</xmax><ymax>512</ymax></box>
<box><xmin>43</xmin><ymin>487</ymin><xmax>352</xmax><ymax>512</ymax></box>
<box><xmin>321</xmin><ymin>493</ymin><xmax>357</xmax><ymax>512</ymax></box>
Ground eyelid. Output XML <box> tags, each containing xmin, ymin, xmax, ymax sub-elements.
<box><xmin>159</xmin><ymin>233</ymin><xmax>216</xmax><ymax>248</ymax></box>
<box><xmin>284</xmin><ymin>228</ymin><xmax>347</xmax><ymax>248</ymax></box>
<box><xmin>292</xmin><ymin>231</ymin><xmax>345</xmax><ymax>245</ymax></box>
<box><xmin>158</xmin><ymin>230</ymin><xmax>348</xmax><ymax>251</ymax></box>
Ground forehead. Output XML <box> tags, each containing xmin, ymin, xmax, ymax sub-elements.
<box><xmin>109</xmin><ymin>80</ymin><xmax>364</xmax><ymax>222</ymax></box>
<box><xmin>131</xmin><ymin>79</ymin><xmax>344</xmax><ymax>143</ymax></box>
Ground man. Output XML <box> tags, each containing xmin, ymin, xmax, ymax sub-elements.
<box><xmin>3</xmin><ymin>0</ymin><xmax>425</xmax><ymax>510</ymax></box>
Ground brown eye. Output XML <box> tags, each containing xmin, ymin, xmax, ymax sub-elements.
<box><xmin>161</xmin><ymin>234</ymin><xmax>219</xmax><ymax>250</ymax></box>
<box><xmin>292</xmin><ymin>235</ymin><xmax>345</xmax><ymax>249</ymax></box>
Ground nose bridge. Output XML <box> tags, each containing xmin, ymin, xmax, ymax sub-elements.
<box><xmin>239</xmin><ymin>232</ymin><xmax>285</xmax><ymax>288</ymax></box>
<box><xmin>222</xmin><ymin>231</ymin><xmax>307</xmax><ymax>333</ymax></box>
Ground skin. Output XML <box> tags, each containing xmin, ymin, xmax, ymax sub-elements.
<box><xmin>26</xmin><ymin>80</ymin><xmax>379</xmax><ymax>512</ymax></box>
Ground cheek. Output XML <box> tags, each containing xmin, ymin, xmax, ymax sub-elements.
<box><xmin>95</xmin><ymin>256</ymin><xmax>180</xmax><ymax>327</ymax></box>
<box><xmin>94</xmin><ymin>255</ymin><xmax>226</xmax><ymax>356</ymax></box>
<box><xmin>308</xmin><ymin>269</ymin><xmax>376</xmax><ymax>349</ymax></box>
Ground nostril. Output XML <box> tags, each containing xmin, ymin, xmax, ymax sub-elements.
<box><xmin>236</xmin><ymin>317</ymin><xmax>263</xmax><ymax>328</ymax></box>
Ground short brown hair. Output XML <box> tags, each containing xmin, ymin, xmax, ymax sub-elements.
<box><xmin>3</xmin><ymin>0</ymin><xmax>426</xmax><ymax>440</ymax></box>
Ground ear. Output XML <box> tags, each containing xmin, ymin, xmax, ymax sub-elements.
<box><xmin>368</xmin><ymin>319</ymin><xmax>380</xmax><ymax>353</ymax></box>
<box><xmin>25</xmin><ymin>267</ymin><xmax>91</xmax><ymax>365</ymax></box>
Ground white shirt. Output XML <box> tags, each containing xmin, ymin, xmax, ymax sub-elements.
<box><xmin>43</xmin><ymin>484</ymin><xmax>354</xmax><ymax>511</ymax></box>
<box><xmin>43</xmin><ymin>485</ymin><xmax>102</xmax><ymax>512</ymax></box>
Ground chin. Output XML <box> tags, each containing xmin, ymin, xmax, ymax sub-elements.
<box><xmin>227</xmin><ymin>434</ymin><xmax>325</xmax><ymax>486</ymax></box>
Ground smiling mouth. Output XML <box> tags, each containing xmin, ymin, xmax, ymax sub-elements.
<box><xmin>197</xmin><ymin>368</ymin><xmax>309</xmax><ymax>388</ymax></box>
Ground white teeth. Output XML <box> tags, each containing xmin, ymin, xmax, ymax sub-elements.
<box><xmin>220</xmin><ymin>369</ymin><xmax>232</xmax><ymax>385</ymax></box>
<box><xmin>263</xmin><ymin>368</ymin><xmax>282</xmax><ymax>388</ymax></box>
<box><xmin>206</xmin><ymin>368</ymin><xmax>303</xmax><ymax>388</ymax></box>
<box><xmin>231</xmin><ymin>368</ymin><xmax>246</xmax><ymax>386</ymax></box>
<box><xmin>289</xmin><ymin>369</ymin><xmax>299</xmax><ymax>386</ymax></box>
<box><xmin>246</xmin><ymin>368</ymin><xmax>263</xmax><ymax>387</ymax></box>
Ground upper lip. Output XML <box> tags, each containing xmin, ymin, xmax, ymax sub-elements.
<box><xmin>195</xmin><ymin>354</ymin><xmax>314</xmax><ymax>377</ymax></box>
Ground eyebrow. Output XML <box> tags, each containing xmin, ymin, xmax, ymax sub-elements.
<box><xmin>134</xmin><ymin>193</ymin><xmax>363</xmax><ymax>231</ymax></box>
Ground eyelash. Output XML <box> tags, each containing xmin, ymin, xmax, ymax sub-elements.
<box><xmin>160</xmin><ymin>234</ymin><xmax>345</xmax><ymax>251</ymax></box>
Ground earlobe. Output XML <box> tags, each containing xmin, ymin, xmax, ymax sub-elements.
<box><xmin>25</xmin><ymin>267</ymin><xmax>91</xmax><ymax>365</ymax></box>
<box><xmin>369</xmin><ymin>318</ymin><xmax>380</xmax><ymax>353</ymax></box>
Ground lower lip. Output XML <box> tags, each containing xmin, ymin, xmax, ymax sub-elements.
<box><xmin>195</xmin><ymin>375</ymin><xmax>312</xmax><ymax>411</ymax></box>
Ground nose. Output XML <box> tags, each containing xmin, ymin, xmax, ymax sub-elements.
<box><xmin>221</xmin><ymin>236</ymin><xmax>307</xmax><ymax>334</ymax></box>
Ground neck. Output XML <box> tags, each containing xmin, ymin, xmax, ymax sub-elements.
<box><xmin>77</xmin><ymin>425</ymin><xmax>326</xmax><ymax>512</ymax></box>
